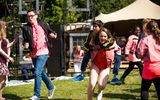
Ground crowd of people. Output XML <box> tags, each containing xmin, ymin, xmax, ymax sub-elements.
<box><xmin>73</xmin><ymin>18</ymin><xmax>160</xmax><ymax>100</ymax></box>
<box><xmin>0</xmin><ymin>8</ymin><xmax>160</xmax><ymax>100</ymax></box>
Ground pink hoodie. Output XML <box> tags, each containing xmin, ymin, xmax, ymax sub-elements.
<box><xmin>125</xmin><ymin>35</ymin><xmax>141</xmax><ymax>62</ymax></box>
<box><xmin>137</xmin><ymin>34</ymin><xmax>160</xmax><ymax>79</ymax></box>
<box><xmin>137</xmin><ymin>34</ymin><xmax>160</xmax><ymax>61</ymax></box>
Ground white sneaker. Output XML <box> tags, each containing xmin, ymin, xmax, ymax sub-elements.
<box><xmin>97</xmin><ymin>90</ymin><xmax>103</xmax><ymax>100</ymax></box>
<box><xmin>29</xmin><ymin>96</ymin><xmax>39</xmax><ymax>100</ymax></box>
<box><xmin>48</xmin><ymin>86</ymin><xmax>56</xmax><ymax>99</ymax></box>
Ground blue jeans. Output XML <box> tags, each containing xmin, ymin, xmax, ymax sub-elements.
<box><xmin>80</xmin><ymin>51</ymin><xmax>91</xmax><ymax>72</ymax></box>
<box><xmin>19</xmin><ymin>65</ymin><xmax>35</xmax><ymax>80</ymax></box>
<box><xmin>32</xmin><ymin>55</ymin><xmax>53</xmax><ymax>97</ymax></box>
<box><xmin>113</xmin><ymin>54</ymin><xmax>121</xmax><ymax>75</ymax></box>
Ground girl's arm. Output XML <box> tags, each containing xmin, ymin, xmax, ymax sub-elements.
<box><xmin>114</xmin><ymin>43</ymin><xmax>121</xmax><ymax>55</ymax></box>
<box><xmin>136</xmin><ymin>39</ymin><xmax>148</xmax><ymax>59</ymax></box>
<box><xmin>125</xmin><ymin>36</ymin><xmax>133</xmax><ymax>56</ymax></box>
<box><xmin>7</xmin><ymin>37</ymin><xmax>18</xmax><ymax>48</ymax></box>
<box><xmin>6</xmin><ymin>39</ymin><xmax>11</xmax><ymax>56</ymax></box>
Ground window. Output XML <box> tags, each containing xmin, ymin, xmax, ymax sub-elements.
<box><xmin>69</xmin><ymin>33</ymin><xmax>88</xmax><ymax>58</ymax></box>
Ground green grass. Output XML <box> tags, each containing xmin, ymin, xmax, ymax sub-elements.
<box><xmin>3</xmin><ymin>69</ymin><xmax>157</xmax><ymax>100</ymax></box>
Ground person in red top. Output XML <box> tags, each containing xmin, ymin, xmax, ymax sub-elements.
<box><xmin>87</xmin><ymin>28</ymin><xmax>116</xmax><ymax>100</ymax></box>
<box><xmin>137</xmin><ymin>20</ymin><xmax>160</xmax><ymax>100</ymax></box>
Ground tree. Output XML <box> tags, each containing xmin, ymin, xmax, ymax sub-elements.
<box><xmin>0</xmin><ymin>0</ymin><xmax>136</xmax><ymax>25</ymax></box>
<box><xmin>44</xmin><ymin>0</ymin><xmax>135</xmax><ymax>24</ymax></box>
<box><xmin>44</xmin><ymin>0</ymin><xmax>81</xmax><ymax>25</ymax></box>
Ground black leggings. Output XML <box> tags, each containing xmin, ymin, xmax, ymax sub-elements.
<box><xmin>141</xmin><ymin>78</ymin><xmax>160</xmax><ymax>100</ymax></box>
<box><xmin>121</xmin><ymin>61</ymin><xmax>143</xmax><ymax>79</ymax></box>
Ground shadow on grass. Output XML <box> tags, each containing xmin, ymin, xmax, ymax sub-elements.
<box><xmin>40</xmin><ymin>97</ymin><xmax>81</xmax><ymax>100</ymax></box>
<box><xmin>93</xmin><ymin>88</ymin><xmax>141</xmax><ymax>100</ymax></box>
<box><xmin>99</xmin><ymin>93</ymin><xmax>139</xmax><ymax>100</ymax></box>
<box><xmin>3</xmin><ymin>94</ymin><xmax>21</xmax><ymax>100</ymax></box>
<box><xmin>19</xmin><ymin>96</ymin><xmax>82</xmax><ymax>100</ymax></box>
<box><xmin>122</xmin><ymin>83</ymin><xmax>141</xmax><ymax>85</ymax></box>
<box><xmin>123</xmin><ymin>87</ymin><xmax>155</xmax><ymax>93</ymax></box>
<box><xmin>94</xmin><ymin>88</ymin><xmax>157</xmax><ymax>100</ymax></box>
<box><xmin>50</xmin><ymin>98</ymin><xmax>82</xmax><ymax>100</ymax></box>
<box><xmin>123</xmin><ymin>88</ymin><xmax>141</xmax><ymax>93</ymax></box>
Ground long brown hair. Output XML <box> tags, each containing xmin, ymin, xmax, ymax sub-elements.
<box><xmin>147</xmin><ymin>20</ymin><xmax>160</xmax><ymax>43</ymax></box>
<box><xmin>142</xmin><ymin>18</ymin><xmax>151</xmax><ymax>34</ymax></box>
<box><xmin>0</xmin><ymin>20</ymin><xmax>7</xmax><ymax>39</ymax></box>
<box><xmin>100</xmin><ymin>27</ymin><xmax>113</xmax><ymax>39</ymax></box>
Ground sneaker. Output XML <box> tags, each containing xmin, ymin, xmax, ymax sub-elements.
<box><xmin>97</xmin><ymin>90</ymin><xmax>103</xmax><ymax>100</ymax></box>
<box><xmin>110</xmin><ymin>78</ymin><xmax>122</xmax><ymax>85</ymax></box>
<box><xmin>29</xmin><ymin>96</ymin><xmax>39</xmax><ymax>100</ymax></box>
<box><xmin>73</xmin><ymin>74</ymin><xmax>84</xmax><ymax>81</ymax></box>
<box><xmin>48</xmin><ymin>86</ymin><xmax>56</xmax><ymax>99</ymax></box>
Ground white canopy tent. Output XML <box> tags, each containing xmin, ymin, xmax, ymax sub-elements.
<box><xmin>95</xmin><ymin>0</ymin><xmax>160</xmax><ymax>23</ymax></box>
<box><xmin>95</xmin><ymin>0</ymin><xmax>160</xmax><ymax>36</ymax></box>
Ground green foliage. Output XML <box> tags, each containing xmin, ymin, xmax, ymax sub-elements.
<box><xmin>0</xmin><ymin>0</ymin><xmax>136</xmax><ymax>25</ymax></box>
<box><xmin>43</xmin><ymin>0</ymin><xmax>136</xmax><ymax>24</ymax></box>
<box><xmin>44</xmin><ymin>0</ymin><xmax>81</xmax><ymax>25</ymax></box>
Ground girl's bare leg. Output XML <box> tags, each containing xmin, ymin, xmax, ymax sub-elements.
<box><xmin>98</xmin><ymin>67</ymin><xmax>110</xmax><ymax>90</ymax></box>
<box><xmin>97</xmin><ymin>67</ymin><xmax>110</xmax><ymax>100</ymax></box>
<box><xmin>0</xmin><ymin>75</ymin><xmax>6</xmax><ymax>100</ymax></box>
<box><xmin>88</xmin><ymin>65</ymin><xmax>99</xmax><ymax>100</ymax></box>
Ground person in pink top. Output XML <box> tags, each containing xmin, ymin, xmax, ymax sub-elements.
<box><xmin>87</xmin><ymin>28</ymin><xmax>116</xmax><ymax>100</ymax></box>
<box><xmin>72</xmin><ymin>45</ymin><xmax>84</xmax><ymax>76</ymax></box>
<box><xmin>137</xmin><ymin>20</ymin><xmax>160</xmax><ymax>100</ymax></box>
<box><xmin>120</xmin><ymin>25</ymin><xmax>143</xmax><ymax>84</ymax></box>
<box><xmin>22</xmin><ymin>9</ymin><xmax>57</xmax><ymax>100</ymax></box>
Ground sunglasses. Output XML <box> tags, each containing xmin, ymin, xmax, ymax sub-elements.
<box><xmin>27</xmin><ymin>15</ymin><xmax>36</xmax><ymax>18</ymax></box>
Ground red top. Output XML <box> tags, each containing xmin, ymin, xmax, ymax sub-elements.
<box><xmin>93</xmin><ymin>49</ymin><xmax>108</xmax><ymax>70</ymax></box>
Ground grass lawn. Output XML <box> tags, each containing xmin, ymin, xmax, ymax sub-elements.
<box><xmin>3</xmin><ymin>69</ymin><xmax>157</xmax><ymax>100</ymax></box>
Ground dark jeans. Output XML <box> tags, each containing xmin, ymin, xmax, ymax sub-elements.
<box><xmin>141</xmin><ymin>78</ymin><xmax>160</xmax><ymax>100</ymax></box>
<box><xmin>19</xmin><ymin>65</ymin><xmax>35</xmax><ymax>80</ymax></box>
<box><xmin>81</xmin><ymin>51</ymin><xmax>91</xmax><ymax>72</ymax></box>
<box><xmin>121</xmin><ymin>61</ymin><xmax>143</xmax><ymax>79</ymax></box>
<box><xmin>113</xmin><ymin>54</ymin><xmax>121</xmax><ymax>75</ymax></box>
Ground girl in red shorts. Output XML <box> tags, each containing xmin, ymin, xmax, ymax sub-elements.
<box><xmin>87</xmin><ymin>28</ymin><xmax>117</xmax><ymax>100</ymax></box>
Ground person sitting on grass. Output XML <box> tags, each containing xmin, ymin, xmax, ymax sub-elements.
<box><xmin>19</xmin><ymin>53</ymin><xmax>35</xmax><ymax>80</ymax></box>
